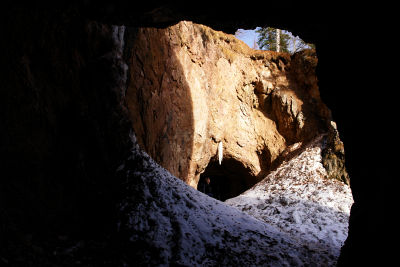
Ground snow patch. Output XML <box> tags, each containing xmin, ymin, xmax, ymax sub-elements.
<box><xmin>116</xmin><ymin>133</ymin><xmax>349</xmax><ymax>266</ymax></box>
<box><xmin>226</xmin><ymin>135</ymin><xmax>354</xmax><ymax>262</ymax></box>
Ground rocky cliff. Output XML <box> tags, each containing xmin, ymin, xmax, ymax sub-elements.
<box><xmin>126</xmin><ymin>21</ymin><xmax>339</xmax><ymax>195</ymax></box>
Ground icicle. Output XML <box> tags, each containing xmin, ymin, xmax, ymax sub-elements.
<box><xmin>218</xmin><ymin>141</ymin><xmax>223</xmax><ymax>165</ymax></box>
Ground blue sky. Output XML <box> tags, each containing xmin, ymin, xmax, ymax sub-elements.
<box><xmin>235</xmin><ymin>28</ymin><xmax>259</xmax><ymax>49</ymax></box>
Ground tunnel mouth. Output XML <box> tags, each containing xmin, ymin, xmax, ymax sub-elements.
<box><xmin>198</xmin><ymin>157</ymin><xmax>258</xmax><ymax>201</ymax></box>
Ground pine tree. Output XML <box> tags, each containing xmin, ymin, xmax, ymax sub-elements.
<box><xmin>276</xmin><ymin>28</ymin><xmax>280</xmax><ymax>52</ymax></box>
<box><xmin>256</xmin><ymin>27</ymin><xmax>316</xmax><ymax>54</ymax></box>
<box><xmin>256</xmin><ymin>27</ymin><xmax>290</xmax><ymax>53</ymax></box>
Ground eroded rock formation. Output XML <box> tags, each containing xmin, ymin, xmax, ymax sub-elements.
<box><xmin>126</xmin><ymin>21</ymin><xmax>334</xmax><ymax>191</ymax></box>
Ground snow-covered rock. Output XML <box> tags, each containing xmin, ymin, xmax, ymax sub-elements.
<box><xmin>116</xmin><ymin>133</ymin><xmax>351</xmax><ymax>266</ymax></box>
<box><xmin>226</xmin><ymin>135</ymin><xmax>354</xmax><ymax>264</ymax></box>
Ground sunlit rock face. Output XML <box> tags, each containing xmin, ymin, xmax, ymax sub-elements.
<box><xmin>126</xmin><ymin>21</ymin><xmax>335</xmax><ymax>189</ymax></box>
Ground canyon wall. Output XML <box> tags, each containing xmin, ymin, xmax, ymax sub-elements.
<box><xmin>126</xmin><ymin>21</ymin><xmax>335</xmax><ymax>189</ymax></box>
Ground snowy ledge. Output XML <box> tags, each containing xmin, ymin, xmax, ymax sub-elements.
<box><xmin>226</xmin><ymin>135</ymin><xmax>354</xmax><ymax>261</ymax></box>
<box><xmin>116</xmin><ymin>133</ymin><xmax>353</xmax><ymax>266</ymax></box>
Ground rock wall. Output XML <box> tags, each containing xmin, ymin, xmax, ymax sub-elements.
<box><xmin>0</xmin><ymin>7</ymin><xmax>132</xmax><ymax>262</ymax></box>
<box><xmin>126</xmin><ymin>21</ymin><xmax>333</xmax><ymax>188</ymax></box>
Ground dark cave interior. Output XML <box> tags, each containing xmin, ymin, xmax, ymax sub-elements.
<box><xmin>199</xmin><ymin>158</ymin><xmax>257</xmax><ymax>201</ymax></box>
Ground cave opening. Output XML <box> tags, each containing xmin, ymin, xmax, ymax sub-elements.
<box><xmin>1</xmin><ymin>2</ymin><xmax>387</xmax><ymax>265</ymax></box>
<box><xmin>198</xmin><ymin>158</ymin><xmax>257</xmax><ymax>201</ymax></box>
